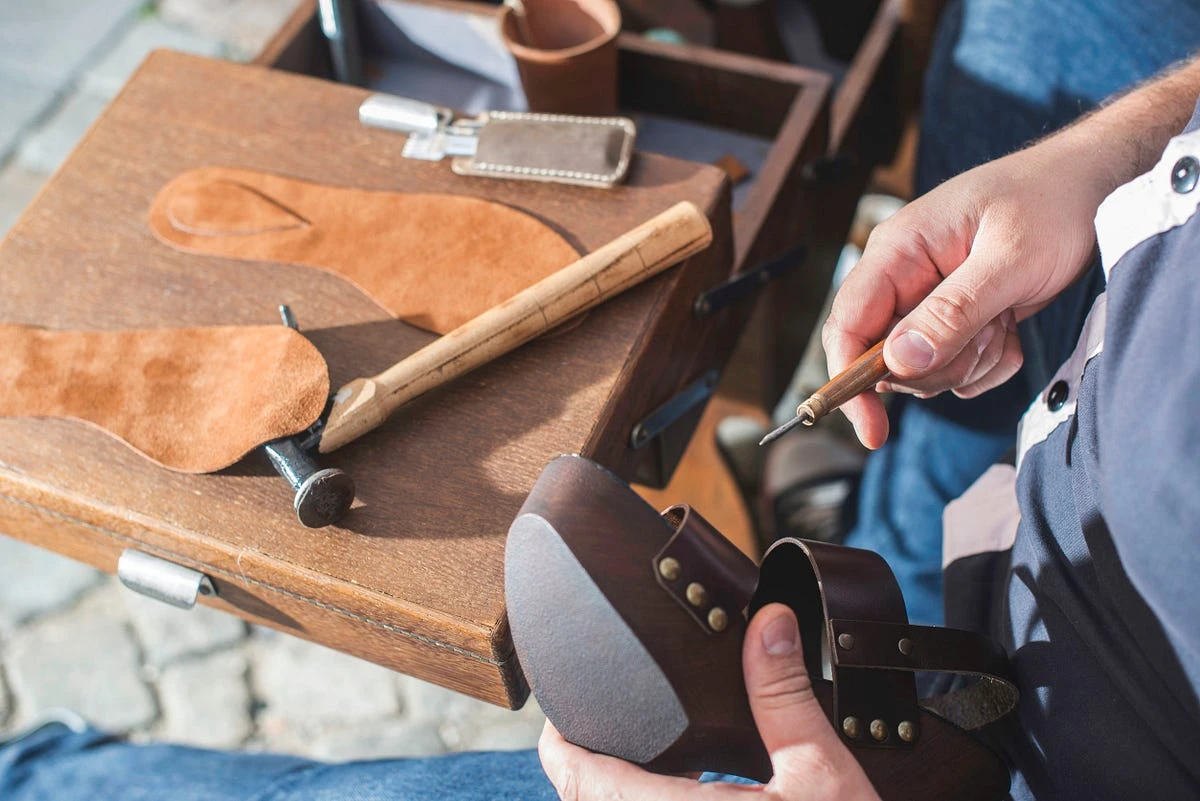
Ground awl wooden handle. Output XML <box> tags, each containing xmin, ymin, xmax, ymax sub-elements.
<box><xmin>318</xmin><ymin>201</ymin><xmax>713</xmax><ymax>453</ymax></box>
<box><xmin>799</xmin><ymin>340</ymin><xmax>890</xmax><ymax>422</ymax></box>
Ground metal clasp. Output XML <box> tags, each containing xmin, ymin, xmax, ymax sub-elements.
<box><xmin>117</xmin><ymin>550</ymin><xmax>215</xmax><ymax>610</ymax></box>
<box><xmin>359</xmin><ymin>93</ymin><xmax>484</xmax><ymax>161</ymax></box>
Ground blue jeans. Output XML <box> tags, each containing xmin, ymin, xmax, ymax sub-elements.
<box><xmin>0</xmin><ymin>724</ymin><xmax>751</xmax><ymax>799</ymax></box>
<box><xmin>0</xmin><ymin>724</ymin><xmax>559</xmax><ymax>801</ymax></box>
<box><xmin>845</xmin><ymin>0</ymin><xmax>1200</xmax><ymax>625</ymax></box>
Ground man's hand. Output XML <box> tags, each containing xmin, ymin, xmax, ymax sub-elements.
<box><xmin>823</xmin><ymin>133</ymin><xmax>1113</xmax><ymax>449</ymax></box>
<box><xmin>823</xmin><ymin>56</ymin><xmax>1200</xmax><ymax>449</ymax></box>
<box><xmin>538</xmin><ymin>603</ymin><xmax>881</xmax><ymax>801</ymax></box>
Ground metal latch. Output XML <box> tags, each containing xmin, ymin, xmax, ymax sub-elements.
<box><xmin>693</xmin><ymin>244</ymin><xmax>807</xmax><ymax>318</ymax></box>
<box><xmin>630</xmin><ymin>370</ymin><xmax>720</xmax><ymax>449</ymax></box>
<box><xmin>117</xmin><ymin>549</ymin><xmax>215</xmax><ymax>610</ymax></box>
<box><xmin>359</xmin><ymin>93</ymin><xmax>484</xmax><ymax>161</ymax></box>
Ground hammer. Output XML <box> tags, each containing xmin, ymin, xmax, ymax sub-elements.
<box><xmin>261</xmin><ymin>201</ymin><xmax>712</xmax><ymax>527</ymax></box>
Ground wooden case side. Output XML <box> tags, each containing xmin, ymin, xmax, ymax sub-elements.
<box><xmin>0</xmin><ymin>477</ymin><xmax>526</xmax><ymax>707</ymax></box>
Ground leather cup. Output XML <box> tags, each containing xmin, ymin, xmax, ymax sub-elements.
<box><xmin>499</xmin><ymin>0</ymin><xmax>621</xmax><ymax>116</ymax></box>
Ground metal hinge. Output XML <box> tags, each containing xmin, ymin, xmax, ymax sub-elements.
<box><xmin>117</xmin><ymin>550</ymin><xmax>215</xmax><ymax>610</ymax></box>
<box><xmin>693</xmin><ymin>244</ymin><xmax>807</xmax><ymax>318</ymax></box>
<box><xmin>802</xmin><ymin>152</ymin><xmax>857</xmax><ymax>183</ymax></box>
<box><xmin>630</xmin><ymin>370</ymin><xmax>720</xmax><ymax>449</ymax></box>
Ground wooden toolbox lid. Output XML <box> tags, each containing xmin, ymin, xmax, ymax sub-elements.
<box><xmin>0</xmin><ymin>50</ymin><xmax>733</xmax><ymax>706</ymax></box>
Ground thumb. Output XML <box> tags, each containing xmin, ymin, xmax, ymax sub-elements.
<box><xmin>743</xmin><ymin>604</ymin><xmax>837</xmax><ymax>753</ymax></box>
<box><xmin>883</xmin><ymin>254</ymin><xmax>1013</xmax><ymax>380</ymax></box>
<box><xmin>744</xmin><ymin>604</ymin><xmax>877</xmax><ymax>799</ymax></box>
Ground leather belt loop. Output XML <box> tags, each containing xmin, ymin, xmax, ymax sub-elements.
<box><xmin>753</xmin><ymin>538</ymin><xmax>920</xmax><ymax>749</ymax></box>
<box><xmin>752</xmin><ymin>538</ymin><xmax>1020</xmax><ymax>749</ymax></box>
<box><xmin>652</xmin><ymin>505</ymin><xmax>759</xmax><ymax>636</ymax></box>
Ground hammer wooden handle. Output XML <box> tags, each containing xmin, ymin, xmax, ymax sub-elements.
<box><xmin>318</xmin><ymin>202</ymin><xmax>713</xmax><ymax>453</ymax></box>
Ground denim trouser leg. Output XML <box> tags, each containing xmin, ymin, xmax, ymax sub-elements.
<box><xmin>0</xmin><ymin>724</ymin><xmax>559</xmax><ymax>801</ymax></box>
<box><xmin>844</xmin><ymin>0</ymin><xmax>1200</xmax><ymax>624</ymax></box>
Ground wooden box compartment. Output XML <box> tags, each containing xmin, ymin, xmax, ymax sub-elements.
<box><xmin>261</xmin><ymin>0</ymin><xmax>905</xmax><ymax>406</ymax></box>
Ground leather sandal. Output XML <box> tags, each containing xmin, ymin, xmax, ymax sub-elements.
<box><xmin>506</xmin><ymin>454</ymin><xmax>1018</xmax><ymax>800</ymax></box>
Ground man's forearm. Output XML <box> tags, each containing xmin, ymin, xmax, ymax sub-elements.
<box><xmin>1055</xmin><ymin>54</ymin><xmax>1200</xmax><ymax>196</ymax></box>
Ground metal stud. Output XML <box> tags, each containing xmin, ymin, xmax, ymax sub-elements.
<box><xmin>685</xmin><ymin>582</ymin><xmax>708</xmax><ymax>607</ymax></box>
<box><xmin>708</xmin><ymin>607</ymin><xmax>728</xmax><ymax>632</ymax></box>
<box><xmin>837</xmin><ymin>633</ymin><xmax>855</xmax><ymax>650</ymax></box>
<box><xmin>897</xmin><ymin>637</ymin><xmax>913</xmax><ymax>656</ymax></box>
<box><xmin>658</xmin><ymin>557</ymin><xmax>681</xmax><ymax>581</ymax></box>
<box><xmin>898</xmin><ymin>721</ymin><xmax>916</xmax><ymax>743</ymax></box>
<box><xmin>870</xmin><ymin>719</ymin><xmax>889</xmax><ymax>742</ymax></box>
<box><xmin>1172</xmin><ymin>155</ymin><xmax>1199</xmax><ymax>194</ymax></box>
<box><xmin>842</xmin><ymin>716</ymin><xmax>861</xmax><ymax>739</ymax></box>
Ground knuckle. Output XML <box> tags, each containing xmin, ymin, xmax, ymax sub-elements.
<box><xmin>556</xmin><ymin>756</ymin><xmax>584</xmax><ymax>801</ymax></box>
<box><xmin>953</xmin><ymin>353</ymin><xmax>984</xmax><ymax>386</ymax></box>
<box><xmin>753</xmin><ymin>666</ymin><xmax>816</xmax><ymax>712</ymax></box>
<box><xmin>800</xmin><ymin>745</ymin><xmax>844</xmax><ymax>787</ymax></box>
<box><xmin>820</xmin><ymin>318</ymin><xmax>839</xmax><ymax>350</ymax></box>
<box><xmin>863</xmin><ymin>217</ymin><xmax>903</xmax><ymax>252</ymax></box>
<box><xmin>774</xmin><ymin>743</ymin><xmax>846</xmax><ymax>798</ymax></box>
<box><xmin>921</xmin><ymin>287</ymin><xmax>978</xmax><ymax>337</ymax></box>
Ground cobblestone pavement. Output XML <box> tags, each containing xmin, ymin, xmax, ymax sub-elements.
<box><xmin>0</xmin><ymin>0</ymin><xmax>546</xmax><ymax>761</ymax></box>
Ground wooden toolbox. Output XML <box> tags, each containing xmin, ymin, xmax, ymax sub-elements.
<box><xmin>0</xmin><ymin>0</ymin><xmax>903</xmax><ymax>708</ymax></box>
<box><xmin>262</xmin><ymin>0</ymin><xmax>905</xmax><ymax>406</ymax></box>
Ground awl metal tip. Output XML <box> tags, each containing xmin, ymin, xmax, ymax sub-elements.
<box><xmin>758</xmin><ymin>410</ymin><xmax>814</xmax><ymax>446</ymax></box>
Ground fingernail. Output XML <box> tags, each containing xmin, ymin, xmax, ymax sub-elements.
<box><xmin>891</xmin><ymin>330</ymin><xmax>935</xmax><ymax>370</ymax></box>
<box><xmin>761</xmin><ymin>613</ymin><xmax>799</xmax><ymax>656</ymax></box>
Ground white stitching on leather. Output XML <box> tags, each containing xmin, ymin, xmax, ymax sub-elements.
<box><xmin>460</xmin><ymin>112</ymin><xmax>635</xmax><ymax>184</ymax></box>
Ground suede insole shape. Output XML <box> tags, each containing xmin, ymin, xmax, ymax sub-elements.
<box><xmin>149</xmin><ymin>167</ymin><xmax>583</xmax><ymax>334</ymax></box>
<box><xmin>0</xmin><ymin>324</ymin><xmax>329</xmax><ymax>473</ymax></box>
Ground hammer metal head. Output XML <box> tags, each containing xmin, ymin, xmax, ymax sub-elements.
<box><xmin>294</xmin><ymin>467</ymin><xmax>356</xmax><ymax>528</ymax></box>
<box><xmin>266</xmin><ymin>304</ymin><xmax>356</xmax><ymax>528</ymax></box>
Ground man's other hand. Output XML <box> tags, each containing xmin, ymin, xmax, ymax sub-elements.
<box><xmin>538</xmin><ymin>603</ymin><xmax>881</xmax><ymax>801</ymax></box>
<box><xmin>822</xmin><ymin>131</ymin><xmax>1117</xmax><ymax>449</ymax></box>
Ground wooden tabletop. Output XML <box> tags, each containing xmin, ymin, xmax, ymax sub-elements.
<box><xmin>0</xmin><ymin>51</ymin><xmax>732</xmax><ymax>706</ymax></box>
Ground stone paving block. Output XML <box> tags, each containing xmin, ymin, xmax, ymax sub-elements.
<box><xmin>4</xmin><ymin>584</ymin><xmax>157</xmax><ymax>732</ymax></box>
<box><xmin>0</xmin><ymin>537</ymin><xmax>104</xmax><ymax>634</ymax></box>
<box><xmin>158</xmin><ymin>0</ymin><xmax>303</xmax><ymax>60</ymax></box>
<box><xmin>0</xmin><ymin>163</ymin><xmax>50</xmax><ymax>238</ymax></box>
<box><xmin>396</xmin><ymin>675</ymin><xmax>546</xmax><ymax>752</ymax></box>
<box><xmin>0</xmin><ymin>74</ymin><xmax>61</xmax><ymax>166</ymax></box>
<box><xmin>457</xmin><ymin>714</ymin><xmax>546</xmax><ymax>752</ymax></box>
<box><xmin>251</xmin><ymin>635</ymin><xmax>400</xmax><ymax>726</ymax></box>
<box><xmin>159</xmin><ymin>650</ymin><xmax>252</xmax><ymax>748</ymax></box>
<box><xmin>16</xmin><ymin>90</ymin><xmax>112</xmax><ymax>175</ymax></box>
<box><xmin>0</xmin><ymin>0</ymin><xmax>146</xmax><ymax>86</ymax></box>
<box><xmin>309</xmin><ymin>719</ymin><xmax>448</xmax><ymax>761</ymax></box>
<box><xmin>83</xmin><ymin>16</ymin><xmax>226</xmax><ymax>99</ymax></box>
<box><xmin>123</xmin><ymin>589</ymin><xmax>247</xmax><ymax>667</ymax></box>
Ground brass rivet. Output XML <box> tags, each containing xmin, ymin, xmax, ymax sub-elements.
<box><xmin>870</xmin><ymin>719</ymin><xmax>889</xmax><ymax>742</ymax></box>
<box><xmin>842</xmin><ymin>716</ymin><xmax>861</xmax><ymax>739</ymax></box>
<box><xmin>898</xmin><ymin>721</ymin><xmax>916</xmax><ymax>742</ymax></box>
<box><xmin>897</xmin><ymin>638</ymin><xmax>913</xmax><ymax>656</ymax></box>
<box><xmin>658</xmin><ymin>557</ymin><xmax>681</xmax><ymax>581</ymax></box>
<box><xmin>685</xmin><ymin>582</ymin><xmax>708</xmax><ymax>607</ymax></box>
<box><xmin>837</xmin><ymin>633</ymin><xmax>855</xmax><ymax>650</ymax></box>
<box><xmin>708</xmin><ymin>607</ymin><xmax>728</xmax><ymax>632</ymax></box>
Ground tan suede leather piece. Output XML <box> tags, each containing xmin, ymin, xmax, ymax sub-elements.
<box><xmin>0</xmin><ymin>324</ymin><xmax>329</xmax><ymax>473</ymax></box>
<box><xmin>148</xmin><ymin>167</ymin><xmax>582</xmax><ymax>334</ymax></box>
